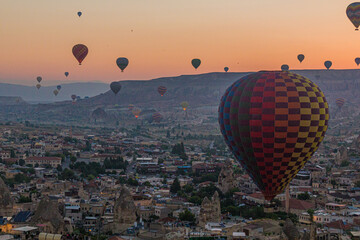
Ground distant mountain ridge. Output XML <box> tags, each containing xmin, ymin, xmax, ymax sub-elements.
<box><xmin>0</xmin><ymin>82</ymin><xmax>109</xmax><ymax>103</ymax></box>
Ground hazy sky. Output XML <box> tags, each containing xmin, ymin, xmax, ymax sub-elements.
<box><xmin>0</xmin><ymin>0</ymin><xmax>359</xmax><ymax>85</ymax></box>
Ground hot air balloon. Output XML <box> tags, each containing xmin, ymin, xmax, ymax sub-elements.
<box><xmin>128</xmin><ymin>104</ymin><xmax>135</xmax><ymax>111</ymax></box>
<box><xmin>324</xmin><ymin>61</ymin><xmax>332</xmax><ymax>70</ymax></box>
<box><xmin>36</xmin><ymin>84</ymin><xmax>41</xmax><ymax>90</ymax></box>
<box><xmin>110</xmin><ymin>82</ymin><xmax>122</xmax><ymax>95</ymax></box>
<box><xmin>180</xmin><ymin>101</ymin><xmax>189</xmax><ymax>111</ymax></box>
<box><xmin>346</xmin><ymin>3</ymin><xmax>360</xmax><ymax>30</ymax></box>
<box><xmin>355</xmin><ymin>58</ymin><xmax>360</xmax><ymax>66</ymax></box>
<box><xmin>76</xmin><ymin>96</ymin><xmax>81</xmax><ymax>100</ymax></box>
<box><xmin>132</xmin><ymin>108</ymin><xmax>141</xmax><ymax>118</ymax></box>
<box><xmin>65</xmin><ymin>72</ymin><xmax>69</xmax><ymax>77</ymax></box>
<box><xmin>191</xmin><ymin>59</ymin><xmax>201</xmax><ymax>70</ymax></box>
<box><xmin>336</xmin><ymin>98</ymin><xmax>345</xmax><ymax>109</ymax></box>
<box><xmin>297</xmin><ymin>54</ymin><xmax>305</xmax><ymax>63</ymax></box>
<box><xmin>72</xmin><ymin>44</ymin><xmax>88</xmax><ymax>65</ymax></box>
<box><xmin>157</xmin><ymin>86</ymin><xmax>167</xmax><ymax>96</ymax></box>
<box><xmin>84</xmin><ymin>96</ymin><xmax>89</xmax><ymax>99</ymax></box>
<box><xmin>152</xmin><ymin>112</ymin><xmax>163</xmax><ymax>123</ymax></box>
<box><xmin>281</xmin><ymin>64</ymin><xmax>289</xmax><ymax>71</ymax></box>
<box><xmin>57</xmin><ymin>85</ymin><xmax>61</xmax><ymax>91</ymax></box>
<box><xmin>77</xmin><ymin>11</ymin><xmax>82</xmax><ymax>17</ymax></box>
<box><xmin>71</xmin><ymin>94</ymin><xmax>77</xmax><ymax>102</ymax></box>
<box><xmin>53</xmin><ymin>90</ymin><xmax>59</xmax><ymax>96</ymax></box>
<box><xmin>218</xmin><ymin>71</ymin><xmax>329</xmax><ymax>200</ymax></box>
<box><xmin>224</xmin><ymin>67</ymin><xmax>229</xmax><ymax>72</ymax></box>
<box><xmin>116</xmin><ymin>58</ymin><xmax>129</xmax><ymax>72</ymax></box>
<box><xmin>36</xmin><ymin>76</ymin><xmax>42</xmax><ymax>83</ymax></box>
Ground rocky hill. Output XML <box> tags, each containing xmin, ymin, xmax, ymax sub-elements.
<box><xmin>1</xmin><ymin>69</ymin><xmax>360</xmax><ymax>124</ymax></box>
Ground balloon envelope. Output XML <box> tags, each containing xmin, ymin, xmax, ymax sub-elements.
<box><xmin>110</xmin><ymin>82</ymin><xmax>122</xmax><ymax>95</ymax></box>
<box><xmin>65</xmin><ymin>72</ymin><xmax>69</xmax><ymax>77</ymax></box>
<box><xmin>157</xmin><ymin>86</ymin><xmax>167</xmax><ymax>96</ymax></box>
<box><xmin>36</xmin><ymin>76</ymin><xmax>42</xmax><ymax>83</ymax></box>
<box><xmin>116</xmin><ymin>58</ymin><xmax>129</xmax><ymax>72</ymax></box>
<box><xmin>219</xmin><ymin>71</ymin><xmax>329</xmax><ymax>200</ymax></box>
<box><xmin>71</xmin><ymin>94</ymin><xmax>76</xmax><ymax>101</ymax></box>
<box><xmin>281</xmin><ymin>64</ymin><xmax>289</xmax><ymax>71</ymax></box>
<box><xmin>72</xmin><ymin>44</ymin><xmax>88</xmax><ymax>65</ymax></box>
<box><xmin>180</xmin><ymin>101</ymin><xmax>189</xmax><ymax>111</ymax></box>
<box><xmin>77</xmin><ymin>11</ymin><xmax>82</xmax><ymax>17</ymax></box>
<box><xmin>336</xmin><ymin>98</ymin><xmax>345</xmax><ymax>108</ymax></box>
<box><xmin>346</xmin><ymin>3</ymin><xmax>360</xmax><ymax>30</ymax></box>
<box><xmin>57</xmin><ymin>85</ymin><xmax>61</xmax><ymax>91</ymax></box>
<box><xmin>355</xmin><ymin>58</ymin><xmax>360</xmax><ymax>66</ymax></box>
<box><xmin>36</xmin><ymin>84</ymin><xmax>41</xmax><ymax>90</ymax></box>
<box><xmin>324</xmin><ymin>61</ymin><xmax>332</xmax><ymax>70</ymax></box>
<box><xmin>224</xmin><ymin>67</ymin><xmax>229</xmax><ymax>72</ymax></box>
<box><xmin>53</xmin><ymin>90</ymin><xmax>59</xmax><ymax>96</ymax></box>
<box><xmin>132</xmin><ymin>108</ymin><xmax>141</xmax><ymax>118</ymax></box>
<box><xmin>152</xmin><ymin>112</ymin><xmax>163</xmax><ymax>123</ymax></box>
<box><xmin>191</xmin><ymin>59</ymin><xmax>201</xmax><ymax>70</ymax></box>
<box><xmin>297</xmin><ymin>54</ymin><xmax>305</xmax><ymax>63</ymax></box>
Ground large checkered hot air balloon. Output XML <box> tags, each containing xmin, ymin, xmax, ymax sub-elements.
<box><xmin>72</xmin><ymin>44</ymin><xmax>88</xmax><ymax>65</ymax></box>
<box><xmin>219</xmin><ymin>71</ymin><xmax>329</xmax><ymax>200</ymax></box>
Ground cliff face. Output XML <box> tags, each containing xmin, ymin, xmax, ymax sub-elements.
<box><xmin>218</xmin><ymin>160</ymin><xmax>236</xmax><ymax>194</ymax></box>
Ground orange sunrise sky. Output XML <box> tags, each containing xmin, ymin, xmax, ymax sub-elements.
<box><xmin>0</xmin><ymin>0</ymin><xmax>359</xmax><ymax>85</ymax></box>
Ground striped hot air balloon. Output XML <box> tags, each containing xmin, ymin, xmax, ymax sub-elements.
<box><xmin>152</xmin><ymin>112</ymin><xmax>163</xmax><ymax>123</ymax></box>
<box><xmin>336</xmin><ymin>98</ymin><xmax>345</xmax><ymax>109</ymax></box>
<box><xmin>347</xmin><ymin>2</ymin><xmax>360</xmax><ymax>30</ymax></box>
<box><xmin>219</xmin><ymin>71</ymin><xmax>329</xmax><ymax>200</ymax></box>
<box><xmin>157</xmin><ymin>86</ymin><xmax>167</xmax><ymax>96</ymax></box>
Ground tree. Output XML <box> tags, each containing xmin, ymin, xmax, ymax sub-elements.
<box><xmin>70</xmin><ymin>156</ymin><xmax>77</xmax><ymax>163</ymax></box>
<box><xmin>10</xmin><ymin>149</ymin><xmax>15</xmax><ymax>158</ymax></box>
<box><xmin>179</xmin><ymin>209</ymin><xmax>195</xmax><ymax>222</ymax></box>
<box><xmin>59</xmin><ymin>168</ymin><xmax>76</xmax><ymax>180</ymax></box>
<box><xmin>170</xmin><ymin>178</ymin><xmax>181</xmax><ymax>194</ymax></box>
<box><xmin>307</xmin><ymin>209</ymin><xmax>315</xmax><ymax>223</ymax></box>
<box><xmin>18</xmin><ymin>159</ymin><xmax>25</xmax><ymax>166</ymax></box>
<box><xmin>297</xmin><ymin>192</ymin><xmax>310</xmax><ymax>200</ymax></box>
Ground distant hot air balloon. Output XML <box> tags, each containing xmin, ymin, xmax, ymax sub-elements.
<box><xmin>110</xmin><ymin>82</ymin><xmax>122</xmax><ymax>95</ymax></box>
<box><xmin>71</xmin><ymin>94</ymin><xmax>77</xmax><ymax>102</ymax></box>
<box><xmin>53</xmin><ymin>90</ymin><xmax>59</xmax><ymax>96</ymax></box>
<box><xmin>336</xmin><ymin>98</ymin><xmax>345</xmax><ymax>109</ymax></box>
<box><xmin>157</xmin><ymin>86</ymin><xmax>167</xmax><ymax>96</ymax></box>
<box><xmin>191</xmin><ymin>59</ymin><xmax>201</xmax><ymax>70</ymax></box>
<box><xmin>224</xmin><ymin>67</ymin><xmax>229</xmax><ymax>72</ymax></box>
<box><xmin>346</xmin><ymin>3</ymin><xmax>360</xmax><ymax>30</ymax></box>
<box><xmin>36</xmin><ymin>84</ymin><xmax>41</xmax><ymax>90</ymax></box>
<box><xmin>65</xmin><ymin>72</ymin><xmax>69</xmax><ymax>77</ymax></box>
<box><xmin>76</xmin><ymin>96</ymin><xmax>81</xmax><ymax>100</ymax></box>
<box><xmin>180</xmin><ymin>101</ymin><xmax>189</xmax><ymax>111</ymax></box>
<box><xmin>132</xmin><ymin>108</ymin><xmax>141</xmax><ymax>118</ymax></box>
<box><xmin>297</xmin><ymin>54</ymin><xmax>305</xmax><ymax>63</ymax></box>
<box><xmin>281</xmin><ymin>64</ymin><xmax>289</xmax><ymax>71</ymax></box>
<box><xmin>57</xmin><ymin>85</ymin><xmax>61</xmax><ymax>91</ymax></box>
<box><xmin>116</xmin><ymin>58</ymin><xmax>129</xmax><ymax>72</ymax></box>
<box><xmin>36</xmin><ymin>76</ymin><xmax>42</xmax><ymax>83</ymax></box>
<box><xmin>152</xmin><ymin>112</ymin><xmax>163</xmax><ymax>123</ymax></box>
<box><xmin>72</xmin><ymin>44</ymin><xmax>88</xmax><ymax>65</ymax></box>
<box><xmin>219</xmin><ymin>71</ymin><xmax>329</xmax><ymax>200</ymax></box>
<box><xmin>128</xmin><ymin>104</ymin><xmax>135</xmax><ymax>111</ymax></box>
<box><xmin>355</xmin><ymin>58</ymin><xmax>360</xmax><ymax>66</ymax></box>
<box><xmin>324</xmin><ymin>61</ymin><xmax>332</xmax><ymax>70</ymax></box>
<box><xmin>84</xmin><ymin>96</ymin><xmax>89</xmax><ymax>99</ymax></box>
<box><xmin>77</xmin><ymin>11</ymin><xmax>82</xmax><ymax>17</ymax></box>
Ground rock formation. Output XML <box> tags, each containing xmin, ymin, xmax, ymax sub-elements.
<box><xmin>218</xmin><ymin>160</ymin><xmax>236</xmax><ymax>193</ymax></box>
<box><xmin>112</xmin><ymin>186</ymin><xmax>137</xmax><ymax>233</ymax></box>
<box><xmin>0</xmin><ymin>177</ymin><xmax>14</xmax><ymax>216</ymax></box>
<box><xmin>335</xmin><ymin>146</ymin><xmax>348</xmax><ymax>165</ymax></box>
<box><xmin>282</xmin><ymin>218</ymin><xmax>300</xmax><ymax>240</ymax></box>
<box><xmin>198</xmin><ymin>191</ymin><xmax>221</xmax><ymax>227</ymax></box>
<box><xmin>31</xmin><ymin>196</ymin><xmax>65</xmax><ymax>234</ymax></box>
